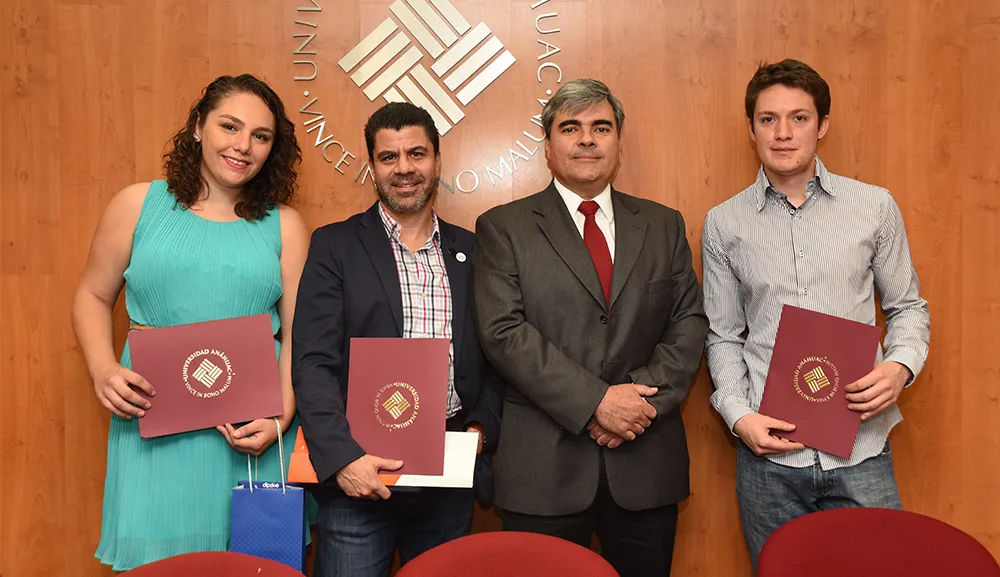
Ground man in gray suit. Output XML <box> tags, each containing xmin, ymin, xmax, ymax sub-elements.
<box><xmin>473</xmin><ymin>79</ymin><xmax>708</xmax><ymax>577</ymax></box>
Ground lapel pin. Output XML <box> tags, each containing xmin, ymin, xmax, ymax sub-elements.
<box><xmin>455</xmin><ymin>251</ymin><xmax>467</xmax><ymax>263</ymax></box>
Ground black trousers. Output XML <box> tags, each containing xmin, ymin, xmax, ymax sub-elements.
<box><xmin>501</xmin><ymin>454</ymin><xmax>679</xmax><ymax>577</ymax></box>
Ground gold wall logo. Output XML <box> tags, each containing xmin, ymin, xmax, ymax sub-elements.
<box><xmin>289</xmin><ymin>0</ymin><xmax>567</xmax><ymax>192</ymax></box>
<box><xmin>374</xmin><ymin>382</ymin><xmax>420</xmax><ymax>430</ymax></box>
<box><xmin>339</xmin><ymin>3</ymin><xmax>515</xmax><ymax>136</ymax></box>
<box><xmin>182</xmin><ymin>349</ymin><xmax>234</xmax><ymax>399</ymax></box>
<box><xmin>793</xmin><ymin>357</ymin><xmax>840</xmax><ymax>403</ymax></box>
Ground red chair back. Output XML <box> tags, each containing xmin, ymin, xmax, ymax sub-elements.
<box><xmin>121</xmin><ymin>551</ymin><xmax>306</xmax><ymax>577</ymax></box>
<box><xmin>395</xmin><ymin>531</ymin><xmax>619</xmax><ymax>577</ymax></box>
<box><xmin>758</xmin><ymin>508</ymin><xmax>1000</xmax><ymax>577</ymax></box>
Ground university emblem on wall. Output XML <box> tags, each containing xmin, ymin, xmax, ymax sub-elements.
<box><xmin>288</xmin><ymin>0</ymin><xmax>569</xmax><ymax>192</ymax></box>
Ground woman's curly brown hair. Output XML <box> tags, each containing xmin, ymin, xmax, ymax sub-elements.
<box><xmin>163</xmin><ymin>74</ymin><xmax>302</xmax><ymax>221</ymax></box>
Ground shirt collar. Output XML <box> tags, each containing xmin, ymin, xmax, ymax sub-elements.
<box><xmin>553</xmin><ymin>178</ymin><xmax>615</xmax><ymax>222</ymax></box>
<box><xmin>378</xmin><ymin>202</ymin><xmax>441</xmax><ymax>248</ymax></box>
<box><xmin>752</xmin><ymin>156</ymin><xmax>836</xmax><ymax>211</ymax></box>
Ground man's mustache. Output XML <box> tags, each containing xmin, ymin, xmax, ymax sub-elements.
<box><xmin>390</xmin><ymin>173</ymin><xmax>425</xmax><ymax>186</ymax></box>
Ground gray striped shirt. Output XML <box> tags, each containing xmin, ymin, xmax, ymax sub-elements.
<box><xmin>702</xmin><ymin>157</ymin><xmax>930</xmax><ymax>470</ymax></box>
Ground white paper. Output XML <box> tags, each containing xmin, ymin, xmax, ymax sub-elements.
<box><xmin>385</xmin><ymin>431</ymin><xmax>478</xmax><ymax>488</ymax></box>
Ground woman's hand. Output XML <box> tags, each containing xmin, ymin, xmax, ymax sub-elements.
<box><xmin>217</xmin><ymin>419</ymin><xmax>282</xmax><ymax>456</ymax></box>
<box><xmin>93</xmin><ymin>363</ymin><xmax>155</xmax><ymax>419</ymax></box>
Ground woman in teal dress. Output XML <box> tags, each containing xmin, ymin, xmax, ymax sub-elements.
<box><xmin>71</xmin><ymin>74</ymin><xmax>311</xmax><ymax>571</ymax></box>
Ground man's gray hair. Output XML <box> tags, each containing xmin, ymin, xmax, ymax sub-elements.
<box><xmin>541</xmin><ymin>79</ymin><xmax>626</xmax><ymax>139</ymax></box>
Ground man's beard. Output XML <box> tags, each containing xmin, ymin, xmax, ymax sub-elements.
<box><xmin>376</xmin><ymin>174</ymin><xmax>436</xmax><ymax>215</ymax></box>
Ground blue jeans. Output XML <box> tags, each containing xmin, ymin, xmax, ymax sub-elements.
<box><xmin>736</xmin><ymin>441</ymin><xmax>903</xmax><ymax>572</ymax></box>
<box><xmin>313</xmin><ymin>488</ymin><xmax>474</xmax><ymax>577</ymax></box>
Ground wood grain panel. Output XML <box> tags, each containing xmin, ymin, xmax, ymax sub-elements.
<box><xmin>883</xmin><ymin>0</ymin><xmax>966</xmax><ymax>523</ymax></box>
<box><xmin>54</xmin><ymin>6</ymin><xmax>132</xmax><ymax>574</ymax></box>
<box><xmin>960</xmin><ymin>0</ymin><xmax>1000</xmax><ymax>549</ymax></box>
<box><xmin>1</xmin><ymin>1</ymin><xmax>998</xmax><ymax>575</ymax></box>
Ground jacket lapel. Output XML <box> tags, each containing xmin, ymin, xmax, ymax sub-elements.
<box><xmin>358</xmin><ymin>203</ymin><xmax>404</xmax><ymax>335</ymax></box>
<box><xmin>609</xmin><ymin>190</ymin><xmax>646</xmax><ymax>308</ymax></box>
<box><xmin>534</xmin><ymin>183</ymin><xmax>608</xmax><ymax>310</ymax></box>
<box><xmin>439</xmin><ymin>220</ymin><xmax>467</xmax><ymax>358</ymax></box>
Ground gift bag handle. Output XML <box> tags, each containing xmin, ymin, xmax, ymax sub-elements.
<box><xmin>247</xmin><ymin>418</ymin><xmax>286</xmax><ymax>495</ymax></box>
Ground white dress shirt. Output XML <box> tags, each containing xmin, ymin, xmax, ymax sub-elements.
<box><xmin>553</xmin><ymin>178</ymin><xmax>616</xmax><ymax>262</ymax></box>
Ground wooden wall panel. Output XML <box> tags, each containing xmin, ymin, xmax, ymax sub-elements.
<box><xmin>55</xmin><ymin>5</ymin><xmax>141</xmax><ymax>573</ymax></box>
<box><xmin>960</xmin><ymin>0</ymin><xmax>1000</xmax><ymax>549</ymax></box>
<box><xmin>882</xmin><ymin>0</ymin><xmax>966</xmax><ymax>521</ymax></box>
<box><xmin>2</xmin><ymin>1</ymin><xmax>998</xmax><ymax>576</ymax></box>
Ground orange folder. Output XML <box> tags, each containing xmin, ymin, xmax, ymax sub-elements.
<box><xmin>287</xmin><ymin>426</ymin><xmax>404</xmax><ymax>485</ymax></box>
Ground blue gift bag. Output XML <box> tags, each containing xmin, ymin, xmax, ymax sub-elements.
<box><xmin>230</xmin><ymin>419</ymin><xmax>306</xmax><ymax>571</ymax></box>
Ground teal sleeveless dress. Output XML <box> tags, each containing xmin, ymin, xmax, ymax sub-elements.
<box><xmin>96</xmin><ymin>181</ymin><xmax>303</xmax><ymax>571</ymax></box>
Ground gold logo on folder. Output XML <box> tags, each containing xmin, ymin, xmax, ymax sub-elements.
<box><xmin>181</xmin><ymin>349</ymin><xmax>234</xmax><ymax>399</ymax></box>
<box><xmin>793</xmin><ymin>357</ymin><xmax>840</xmax><ymax>403</ymax></box>
<box><xmin>383</xmin><ymin>391</ymin><xmax>412</xmax><ymax>420</ymax></box>
<box><xmin>374</xmin><ymin>382</ymin><xmax>420</xmax><ymax>430</ymax></box>
<box><xmin>192</xmin><ymin>358</ymin><xmax>224</xmax><ymax>388</ymax></box>
<box><xmin>803</xmin><ymin>366</ymin><xmax>831</xmax><ymax>393</ymax></box>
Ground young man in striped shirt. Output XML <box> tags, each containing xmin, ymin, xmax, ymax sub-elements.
<box><xmin>702</xmin><ymin>59</ymin><xmax>930</xmax><ymax>570</ymax></box>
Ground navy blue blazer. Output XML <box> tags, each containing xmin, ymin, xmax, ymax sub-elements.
<box><xmin>292</xmin><ymin>202</ymin><xmax>502</xmax><ymax>502</ymax></box>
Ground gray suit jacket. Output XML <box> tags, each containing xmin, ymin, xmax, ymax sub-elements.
<box><xmin>473</xmin><ymin>183</ymin><xmax>708</xmax><ymax>515</ymax></box>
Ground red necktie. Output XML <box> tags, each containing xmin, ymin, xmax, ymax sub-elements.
<box><xmin>577</xmin><ymin>200</ymin><xmax>613</xmax><ymax>306</ymax></box>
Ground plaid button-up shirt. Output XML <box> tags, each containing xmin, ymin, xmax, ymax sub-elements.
<box><xmin>379</xmin><ymin>203</ymin><xmax>461</xmax><ymax>417</ymax></box>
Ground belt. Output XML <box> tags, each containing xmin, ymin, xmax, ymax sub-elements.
<box><xmin>129</xmin><ymin>321</ymin><xmax>281</xmax><ymax>341</ymax></box>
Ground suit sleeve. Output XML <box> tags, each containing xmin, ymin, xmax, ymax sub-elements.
<box><xmin>291</xmin><ymin>228</ymin><xmax>365</xmax><ymax>485</ymax></box>
<box><xmin>626</xmin><ymin>210</ymin><xmax>709</xmax><ymax>416</ymax></box>
<box><xmin>473</xmin><ymin>212</ymin><xmax>608</xmax><ymax>435</ymax></box>
<box><xmin>462</xmin><ymin>343</ymin><xmax>504</xmax><ymax>454</ymax></box>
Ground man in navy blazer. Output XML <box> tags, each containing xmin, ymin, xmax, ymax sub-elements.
<box><xmin>292</xmin><ymin>103</ymin><xmax>502</xmax><ymax>577</ymax></box>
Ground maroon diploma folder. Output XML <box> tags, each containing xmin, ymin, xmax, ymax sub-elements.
<box><xmin>346</xmin><ymin>338</ymin><xmax>448</xmax><ymax>476</ymax></box>
<box><xmin>759</xmin><ymin>305</ymin><xmax>882</xmax><ymax>459</ymax></box>
<box><xmin>128</xmin><ymin>314</ymin><xmax>284</xmax><ymax>438</ymax></box>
